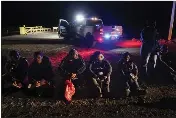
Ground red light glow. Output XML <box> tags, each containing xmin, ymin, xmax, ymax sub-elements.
<box><xmin>98</xmin><ymin>37</ymin><xmax>103</xmax><ymax>43</ymax></box>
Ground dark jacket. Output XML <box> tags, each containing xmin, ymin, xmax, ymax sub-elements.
<box><xmin>5</xmin><ymin>57</ymin><xmax>29</xmax><ymax>82</ymax></box>
<box><xmin>28</xmin><ymin>56</ymin><xmax>54</xmax><ymax>82</ymax></box>
<box><xmin>140</xmin><ymin>26</ymin><xmax>160</xmax><ymax>57</ymax></box>
<box><xmin>118</xmin><ymin>59</ymin><xmax>138</xmax><ymax>77</ymax></box>
<box><xmin>140</xmin><ymin>26</ymin><xmax>159</xmax><ymax>43</ymax></box>
<box><xmin>89</xmin><ymin>59</ymin><xmax>112</xmax><ymax>77</ymax></box>
<box><xmin>58</xmin><ymin>55</ymin><xmax>86</xmax><ymax>76</ymax></box>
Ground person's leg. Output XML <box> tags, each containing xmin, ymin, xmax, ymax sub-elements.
<box><xmin>153</xmin><ymin>54</ymin><xmax>158</xmax><ymax>69</ymax></box>
<box><xmin>125</xmin><ymin>80</ymin><xmax>131</xmax><ymax>97</ymax></box>
<box><xmin>102</xmin><ymin>76</ymin><xmax>110</xmax><ymax>97</ymax></box>
<box><xmin>2</xmin><ymin>74</ymin><xmax>15</xmax><ymax>95</ymax></box>
<box><xmin>141</xmin><ymin>52</ymin><xmax>151</xmax><ymax>80</ymax></box>
<box><xmin>147</xmin><ymin>53</ymin><xmax>158</xmax><ymax>78</ymax></box>
<box><xmin>130</xmin><ymin>78</ymin><xmax>147</xmax><ymax>95</ymax></box>
<box><xmin>54</xmin><ymin>74</ymin><xmax>65</xmax><ymax>99</ymax></box>
<box><xmin>130</xmin><ymin>79</ymin><xmax>140</xmax><ymax>91</ymax></box>
<box><xmin>91</xmin><ymin>77</ymin><xmax>102</xmax><ymax>97</ymax></box>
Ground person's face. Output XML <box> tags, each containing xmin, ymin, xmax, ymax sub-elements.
<box><xmin>36</xmin><ymin>55</ymin><xmax>43</xmax><ymax>64</ymax></box>
<box><xmin>73</xmin><ymin>51</ymin><xmax>79</xmax><ymax>59</ymax></box>
<box><xmin>126</xmin><ymin>55</ymin><xmax>130</xmax><ymax>62</ymax></box>
<box><xmin>11</xmin><ymin>54</ymin><xmax>20</xmax><ymax>61</ymax></box>
<box><xmin>98</xmin><ymin>54</ymin><xmax>104</xmax><ymax>61</ymax></box>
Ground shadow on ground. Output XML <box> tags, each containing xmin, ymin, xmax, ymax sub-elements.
<box><xmin>133</xmin><ymin>97</ymin><xmax>176</xmax><ymax>111</ymax></box>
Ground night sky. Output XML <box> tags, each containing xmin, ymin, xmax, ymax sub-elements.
<box><xmin>1</xmin><ymin>1</ymin><xmax>175</xmax><ymax>38</ymax></box>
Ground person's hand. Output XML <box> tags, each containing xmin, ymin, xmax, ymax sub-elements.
<box><xmin>130</xmin><ymin>73</ymin><xmax>135</xmax><ymax>79</ymax></box>
<box><xmin>28</xmin><ymin>84</ymin><xmax>32</xmax><ymax>88</ymax></box>
<box><xmin>17</xmin><ymin>83</ymin><xmax>22</xmax><ymax>88</ymax></box>
<box><xmin>36</xmin><ymin>81</ymin><xmax>41</xmax><ymax>87</ymax></box>
<box><xmin>71</xmin><ymin>73</ymin><xmax>77</xmax><ymax>78</ymax></box>
<box><xmin>104</xmin><ymin>76</ymin><xmax>107</xmax><ymax>79</ymax></box>
<box><xmin>12</xmin><ymin>81</ymin><xmax>18</xmax><ymax>87</ymax></box>
<box><xmin>99</xmin><ymin>72</ymin><xmax>103</xmax><ymax>76</ymax></box>
<box><xmin>12</xmin><ymin>81</ymin><xmax>22</xmax><ymax>88</ymax></box>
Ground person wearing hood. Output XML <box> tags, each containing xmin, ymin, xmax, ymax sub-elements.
<box><xmin>118</xmin><ymin>52</ymin><xmax>146</xmax><ymax>97</ymax></box>
<box><xmin>89</xmin><ymin>51</ymin><xmax>112</xmax><ymax>98</ymax></box>
<box><xmin>140</xmin><ymin>20</ymin><xmax>160</xmax><ymax>77</ymax></box>
<box><xmin>57</xmin><ymin>49</ymin><xmax>86</xmax><ymax>98</ymax></box>
<box><xmin>28</xmin><ymin>51</ymin><xmax>54</xmax><ymax>97</ymax></box>
<box><xmin>2</xmin><ymin>50</ymin><xmax>29</xmax><ymax>95</ymax></box>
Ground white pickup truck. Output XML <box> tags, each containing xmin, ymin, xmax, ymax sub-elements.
<box><xmin>58</xmin><ymin>17</ymin><xmax>123</xmax><ymax>44</ymax></box>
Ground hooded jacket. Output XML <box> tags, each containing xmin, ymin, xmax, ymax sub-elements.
<box><xmin>58</xmin><ymin>49</ymin><xmax>86</xmax><ymax>76</ymax></box>
<box><xmin>89</xmin><ymin>52</ymin><xmax>112</xmax><ymax>78</ymax></box>
<box><xmin>140</xmin><ymin>26</ymin><xmax>160</xmax><ymax>57</ymax></box>
<box><xmin>28</xmin><ymin>56</ymin><xmax>54</xmax><ymax>82</ymax></box>
<box><xmin>5</xmin><ymin>57</ymin><xmax>29</xmax><ymax>82</ymax></box>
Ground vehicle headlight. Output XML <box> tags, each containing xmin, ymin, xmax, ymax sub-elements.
<box><xmin>104</xmin><ymin>33</ymin><xmax>111</xmax><ymax>39</ymax></box>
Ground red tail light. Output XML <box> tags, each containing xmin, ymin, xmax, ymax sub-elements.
<box><xmin>98</xmin><ymin>37</ymin><xmax>103</xmax><ymax>42</ymax></box>
<box><xmin>100</xmin><ymin>28</ymin><xmax>103</xmax><ymax>34</ymax></box>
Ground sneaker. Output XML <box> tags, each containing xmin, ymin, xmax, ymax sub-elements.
<box><xmin>125</xmin><ymin>89</ymin><xmax>131</xmax><ymax>97</ymax></box>
<box><xmin>98</xmin><ymin>93</ymin><xmax>103</xmax><ymax>98</ymax></box>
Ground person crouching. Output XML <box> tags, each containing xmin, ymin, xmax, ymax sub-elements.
<box><xmin>27</xmin><ymin>51</ymin><xmax>54</xmax><ymax>97</ymax></box>
<box><xmin>89</xmin><ymin>51</ymin><xmax>112</xmax><ymax>98</ymax></box>
<box><xmin>118</xmin><ymin>52</ymin><xmax>146</xmax><ymax>97</ymax></box>
<box><xmin>2</xmin><ymin>50</ymin><xmax>29</xmax><ymax>95</ymax></box>
<box><xmin>57</xmin><ymin>49</ymin><xmax>86</xmax><ymax>100</ymax></box>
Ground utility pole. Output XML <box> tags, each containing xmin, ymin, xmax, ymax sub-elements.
<box><xmin>168</xmin><ymin>1</ymin><xmax>176</xmax><ymax>40</ymax></box>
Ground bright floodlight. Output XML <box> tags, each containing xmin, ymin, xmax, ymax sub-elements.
<box><xmin>76</xmin><ymin>14</ymin><xmax>85</xmax><ymax>22</ymax></box>
<box><xmin>104</xmin><ymin>33</ymin><xmax>111</xmax><ymax>39</ymax></box>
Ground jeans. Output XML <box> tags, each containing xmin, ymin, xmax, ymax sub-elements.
<box><xmin>125</xmin><ymin>78</ymin><xmax>140</xmax><ymax>91</ymax></box>
<box><xmin>91</xmin><ymin>76</ymin><xmax>110</xmax><ymax>95</ymax></box>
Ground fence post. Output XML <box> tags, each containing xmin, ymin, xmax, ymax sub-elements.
<box><xmin>19</xmin><ymin>25</ymin><xmax>26</xmax><ymax>35</ymax></box>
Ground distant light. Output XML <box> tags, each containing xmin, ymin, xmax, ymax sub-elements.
<box><xmin>116</xmin><ymin>28</ymin><xmax>120</xmax><ymax>31</ymax></box>
<box><xmin>112</xmin><ymin>34</ymin><xmax>119</xmax><ymax>37</ymax></box>
<box><xmin>104</xmin><ymin>33</ymin><xmax>111</xmax><ymax>39</ymax></box>
<box><xmin>91</xmin><ymin>17</ymin><xmax>97</xmax><ymax>20</ymax></box>
<box><xmin>98</xmin><ymin>37</ymin><xmax>103</xmax><ymax>42</ymax></box>
<box><xmin>76</xmin><ymin>14</ymin><xmax>85</xmax><ymax>22</ymax></box>
<box><xmin>96</xmin><ymin>24</ymin><xmax>99</xmax><ymax>26</ymax></box>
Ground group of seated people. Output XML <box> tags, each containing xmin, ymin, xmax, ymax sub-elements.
<box><xmin>2</xmin><ymin>44</ymin><xmax>175</xmax><ymax>100</ymax></box>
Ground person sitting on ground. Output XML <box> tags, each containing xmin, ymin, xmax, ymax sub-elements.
<box><xmin>57</xmin><ymin>48</ymin><xmax>86</xmax><ymax>99</ymax></box>
<box><xmin>28</xmin><ymin>51</ymin><xmax>54</xmax><ymax>97</ymax></box>
<box><xmin>2</xmin><ymin>50</ymin><xmax>29</xmax><ymax>95</ymax></box>
<box><xmin>89</xmin><ymin>51</ymin><xmax>112</xmax><ymax>98</ymax></box>
<box><xmin>118</xmin><ymin>52</ymin><xmax>146</xmax><ymax>97</ymax></box>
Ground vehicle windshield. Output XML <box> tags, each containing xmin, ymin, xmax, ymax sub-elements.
<box><xmin>86</xmin><ymin>20</ymin><xmax>103</xmax><ymax>26</ymax></box>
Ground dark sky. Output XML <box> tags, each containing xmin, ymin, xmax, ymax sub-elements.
<box><xmin>1</xmin><ymin>1</ymin><xmax>175</xmax><ymax>38</ymax></box>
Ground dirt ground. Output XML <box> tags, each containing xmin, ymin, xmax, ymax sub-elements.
<box><xmin>2</xmin><ymin>40</ymin><xmax>176</xmax><ymax>117</ymax></box>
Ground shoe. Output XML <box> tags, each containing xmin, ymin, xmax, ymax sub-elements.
<box><xmin>98</xmin><ymin>93</ymin><xmax>103</xmax><ymax>98</ymax></box>
<box><xmin>125</xmin><ymin>89</ymin><xmax>131</xmax><ymax>97</ymax></box>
